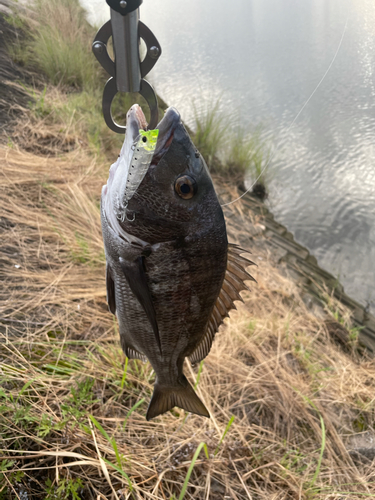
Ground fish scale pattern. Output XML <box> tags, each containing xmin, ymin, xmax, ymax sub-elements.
<box><xmin>134</xmin><ymin>186</ymin><xmax>191</xmax><ymax>222</ymax></box>
<box><xmin>143</xmin><ymin>234</ymin><xmax>227</xmax><ymax>380</ymax></box>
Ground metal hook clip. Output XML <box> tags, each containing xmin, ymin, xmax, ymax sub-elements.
<box><xmin>92</xmin><ymin>7</ymin><xmax>162</xmax><ymax>133</ymax></box>
<box><xmin>102</xmin><ymin>77</ymin><xmax>158</xmax><ymax>134</ymax></box>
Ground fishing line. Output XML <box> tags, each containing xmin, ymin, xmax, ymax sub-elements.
<box><xmin>221</xmin><ymin>13</ymin><xmax>349</xmax><ymax>208</ymax></box>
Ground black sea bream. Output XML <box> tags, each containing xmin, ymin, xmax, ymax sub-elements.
<box><xmin>101</xmin><ymin>105</ymin><xmax>254</xmax><ymax>420</ymax></box>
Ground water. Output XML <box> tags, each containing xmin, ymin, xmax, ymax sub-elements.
<box><xmin>82</xmin><ymin>0</ymin><xmax>375</xmax><ymax>312</ymax></box>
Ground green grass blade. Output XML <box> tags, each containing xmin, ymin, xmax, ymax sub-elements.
<box><xmin>42</xmin><ymin>364</ymin><xmax>74</xmax><ymax>376</ymax></box>
<box><xmin>178</xmin><ymin>442</ymin><xmax>209</xmax><ymax>500</ymax></box>
<box><xmin>309</xmin><ymin>412</ymin><xmax>326</xmax><ymax>488</ymax></box>
<box><xmin>89</xmin><ymin>415</ymin><xmax>123</xmax><ymax>468</ymax></box>
<box><xmin>17</xmin><ymin>378</ymin><xmax>36</xmax><ymax>402</ymax></box>
<box><xmin>193</xmin><ymin>360</ymin><xmax>204</xmax><ymax>390</ymax></box>
<box><xmin>89</xmin><ymin>414</ymin><xmax>110</xmax><ymax>441</ymax></box>
<box><xmin>121</xmin><ymin>357</ymin><xmax>129</xmax><ymax>390</ymax></box>
<box><xmin>103</xmin><ymin>457</ymin><xmax>133</xmax><ymax>491</ymax></box>
<box><xmin>110</xmin><ymin>437</ymin><xmax>123</xmax><ymax>470</ymax></box>
<box><xmin>214</xmin><ymin>415</ymin><xmax>235</xmax><ymax>456</ymax></box>
<box><xmin>123</xmin><ymin>398</ymin><xmax>145</xmax><ymax>430</ymax></box>
<box><xmin>294</xmin><ymin>391</ymin><xmax>326</xmax><ymax>488</ymax></box>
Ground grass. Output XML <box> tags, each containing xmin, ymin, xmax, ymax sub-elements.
<box><xmin>192</xmin><ymin>100</ymin><xmax>226</xmax><ymax>170</ymax></box>
<box><xmin>192</xmin><ymin>100</ymin><xmax>272</xmax><ymax>189</ymax></box>
<box><xmin>1</xmin><ymin>142</ymin><xmax>375</xmax><ymax>498</ymax></box>
<box><xmin>8</xmin><ymin>0</ymin><xmax>100</xmax><ymax>90</ymax></box>
<box><xmin>178</xmin><ymin>443</ymin><xmax>209</xmax><ymax>500</ymax></box>
<box><xmin>1</xmin><ymin>1</ymin><xmax>375</xmax><ymax>498</ymax></box>
<box><xmin>214</xmin><ymin>415</ymin><xmax>235</xmax><ymax>456</ymax></box>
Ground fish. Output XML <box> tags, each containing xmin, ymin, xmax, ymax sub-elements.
<box><xmin>101</xmin><ymin>104</ymin><xmax>255</xmax><ymax>420</ymax></box>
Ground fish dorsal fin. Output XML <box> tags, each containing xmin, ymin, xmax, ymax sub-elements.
<box><xmin>189</xmin><ymin>244</ymin><xmax>256</xmax><ymax>365</ymax></box>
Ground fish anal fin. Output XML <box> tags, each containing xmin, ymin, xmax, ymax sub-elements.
<box><xmin>146</xmin><ymin>376</ymin><xmax>209</xmax><ymax>420</ymax></box>
<box><xmin>106</xmin><ymin>263</ymin><xmax>116</xmax><ymax>315</ymax></box>
<box><xmin>119</xmin><ymin>255</ymin><xmax>162</xmax><ymax>355</ymax></box>
<box><xmin>189</xmin><ymin>323</ymin><xmax>215</xmax><ymax>365</ymax></box>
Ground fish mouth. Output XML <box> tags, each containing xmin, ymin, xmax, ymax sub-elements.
<box><xmin>126</xmin><ymin>104</ymin><xmax>148</xmax><ymax>139</ymax></box>
<box><xmin>126</xmin><ymin>105</ymin><xmax>181</xmax><ymax>164</ymax></box>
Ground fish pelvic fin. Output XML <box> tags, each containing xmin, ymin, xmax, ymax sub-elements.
<box><xmin>146</xmin><ymin>376</ymin><xmax>210</xmax><ymax>421</ymax></box>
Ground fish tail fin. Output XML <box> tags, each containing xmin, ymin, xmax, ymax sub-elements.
<box><xmin>146</xmin><ymin>376</ymin><xmax>210</xmax><ymax>421</ymax></box>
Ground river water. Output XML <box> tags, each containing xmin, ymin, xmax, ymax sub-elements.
<box><xmin>82</xmin><ymin>0</ymin><xmax>375</xmax><ymax>313</ymax></box>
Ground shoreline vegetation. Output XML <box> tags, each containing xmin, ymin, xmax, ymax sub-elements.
<box><xmin>1</xmin><ymin>0</ymin><xmax>375</xmax><ymax>498</ymax></box>
<box><xmin>192</xmin><ymin>100</ymin><xmax>271</xmax><ymax>198</ymax></box>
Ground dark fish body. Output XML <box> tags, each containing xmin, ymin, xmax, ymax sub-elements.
<box><xmin>101</xmin><ymin>106</ymin><xmax>254</xmax><ymax>420</ymax></box>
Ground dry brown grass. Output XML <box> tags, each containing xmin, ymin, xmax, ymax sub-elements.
<box><xmin>1</xmin><ymin>105</ymin><xmax>375</xmax><ymax>499</ymax></box>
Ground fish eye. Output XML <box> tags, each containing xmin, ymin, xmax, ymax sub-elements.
<box><xmin>174</xmin><ymin>175</ymin><xmax>197</xmax><ymax>200</ymax></box>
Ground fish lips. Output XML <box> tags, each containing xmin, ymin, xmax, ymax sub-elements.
<box><xmin>126</xmin><ymin>105</ymin><xmax>181</xmax><ymax>165</ymax></box>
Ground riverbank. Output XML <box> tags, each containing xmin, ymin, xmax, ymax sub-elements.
<box><xmin>1</xmin><ymin>3</ymin><xmax>375</xmax><ymax>499</ymax></box>
<box><xmin>222</xmin><ymin>191</ymin><xmax>375</xmax><ymax>355</ymax></box>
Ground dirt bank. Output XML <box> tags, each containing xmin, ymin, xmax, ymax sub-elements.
<box><xmin>0</xmin><ymin>5</ymin><xmax>32</xmax><ymax>134</ymax></box>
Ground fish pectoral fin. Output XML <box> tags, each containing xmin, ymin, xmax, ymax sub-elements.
<box><xmin>189</xmin><ymin>243</ymin><xmax>255</xmax><ymax>365</ymax></box>
<box><xmin>146</xmin><ymin>375</ymin><xmax>209</xmax><ymax>421</ymax></box>
<box><xmin>119</xmin><ymin>255</ymin><xmax>162</xmax><ymax>355</ymax></box>
<box><xmin>106</xmin><ymin>263</ymin><xmax>116</xmax><ymax>315</ymax></box>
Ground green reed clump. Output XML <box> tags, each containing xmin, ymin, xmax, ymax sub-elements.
<box><xmin>225</xmin><ymin>125</ymin><xmax>271</xmax><ymax>185</ymax></box>
<box><xmin>192</xmin><ymin>101</ymin><xmax>271</xmax><ymax>188</ymax></box>
<box><xmin>9</xmin><ymin>0</ymin><xmax>100</xmax><ymax>91</ymax></box>
<box><xmin>192</xmin><ymin>100</ymin><xmax>227</xmax><ymax>169</ymax></box>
